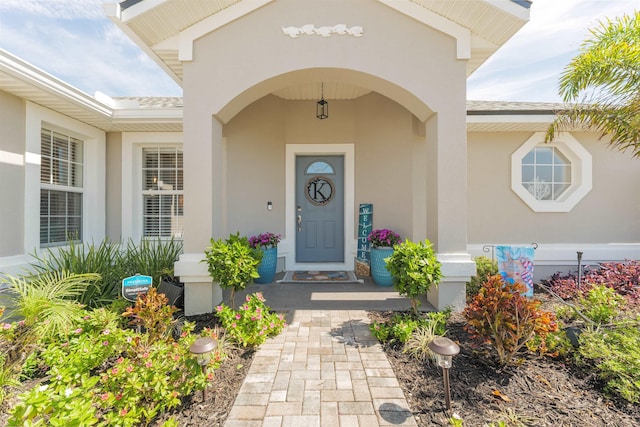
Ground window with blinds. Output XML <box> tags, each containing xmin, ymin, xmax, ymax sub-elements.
<box><xmin>142</xmin><ymin>147</ymin><xmax>184</xmax><ymax>238</ymax></box>
<box><xmin>40</xmin><ymin>128</ymin><xmax>84</xmax><ymax>246</ymax></box>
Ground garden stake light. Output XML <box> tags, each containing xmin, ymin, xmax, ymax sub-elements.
<box><xmin>577</xmin><ymin>251</ymin><xmax>583</xmax><ymax>289</ymax></box>
<box><xmin>190</xmin><ymin>337</ymin><xmax>217</xmax><ymax>401</ymax></box>
<box><xmin>428</xmin><ymin>336</ymin><xmax>460</xmax><ymax>411</ymax></box>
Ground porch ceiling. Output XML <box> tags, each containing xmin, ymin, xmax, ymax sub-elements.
<box><xmin>107</xmin><ymin>0</ymin><xmax>530</xmax><ymax>93</ymax></box>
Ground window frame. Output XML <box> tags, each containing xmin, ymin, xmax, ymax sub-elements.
<box><xmin>39</xmin><ymin>128</ymin><xmax>85</xmax><ymax>247</ymax></box>
<box><xmin>121</xmin><ymin>132</ymin><xmax>184</xmax><ymax>242</ymax></box>
<box><xmin>511</xmin><ymin>132</ymin><xmax>592</xmax><ymax>212</ymax></box>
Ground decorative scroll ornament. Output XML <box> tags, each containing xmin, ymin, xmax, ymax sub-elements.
<box><xmin>282</xmin><ymin>24</ymin><xmax>364</xmax><ymax>38</ymax></box>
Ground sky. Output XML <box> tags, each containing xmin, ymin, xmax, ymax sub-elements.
<box><xmin>0</xmin><ymin>0</ymin><xmax>637</xmax><ymax>102</ymax></box>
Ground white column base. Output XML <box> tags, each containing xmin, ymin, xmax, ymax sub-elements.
<box><xmin>174</xmin><ymin>253</ymin><xmax>223</xmax><ymax>315</ymax></box>
<box><xmin>428</xmin><ymin>252</ymin><xmax>476</xmax><ymax>312</ymax></box>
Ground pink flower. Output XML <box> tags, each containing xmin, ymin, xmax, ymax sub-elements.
<box><xmin>126</xmin><ymin>366</ymin><xmax>133</xmax><ymax>373</ymax></box>
<box><xmin>101</xmin><ymin>393</ymin><xmax>109</xmax><ymax>401</ymax></box>
<box><xmin>2</xmin><ymin>323</ymin><xmax>11</xmax><ymax>330</ymax></box>
<box><xmin>235</xmin><ymin>313</ymin><xmax>241</xmax><ymax>320</ymax></box>
<box><xmin>102</xmin><ymin>341</ymin><xmax>109</xmax><ymax>346</ymax></box>
<box><xmin>142</xmin><ymin>352</ymin><xmax>149</xmax><ymax>359</ymax></box>
<box><xmin>74</xmin><ymin>328</ymin><xmax>83</xmax><ymax>334</ymax></box>
<box><xmin>111</xmin><ymin>367</ymin><xmax>119</xmax><ymax>375</ymax></box>
<box><xmin>231</xmin><ymin>322</ymin><xmax>237</xmax><ymax>328</ymax></box>
<box><xmin>103</xmin><ymin>329</ymin><xmax>110</xmax><ymax>335</ymax></box>
<box><xmin>145</xmin><ymin>360</ymin><xmax>152</xmax><ymax>368</ymax></box>
<box><xmin>215</xmin><ymin>305</ymin><xmax>223</xmax><ymax>312</ymax></box>
<box><xmin>206</xmin><ymin>372</ymin><xmax>214</xmax><ymax>381</ymax></box>
<box><xmin>120</xmin><ymin>408</ymin><xmax>128</xmax><ymax>416</ymax></box>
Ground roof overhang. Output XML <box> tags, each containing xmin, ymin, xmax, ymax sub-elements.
<box><xmin>105</xmin><ymin>0</ymin><xmax>530</xmax><ymax>87</ymax></box>
<box><xmin>0</xmin><ymin>49</ymin><xmax>182</xmax><ymax>132</ymax></box>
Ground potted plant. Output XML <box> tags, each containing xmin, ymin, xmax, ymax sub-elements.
<box><xmin>368</xmin><ymin>229</ymin><xmax>402</xmax><ymax>286</ymax></box>
<box><xmin>203</xmin><ymin>232</ymin><xmax>262</xmax><ymax>307</ymax></box>
<box><xmin>249</xmin><ymin>232</ymin><xmax>281</xmax><ymax>284</ymax></box>
<box><xmin>386</xmin><ymin>239</ymin><xmax>442</xmax><ymax>315</ymax></box>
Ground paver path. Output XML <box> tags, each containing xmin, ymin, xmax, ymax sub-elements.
<box><xmin>224</xmin><ymin>309</ymin><xmax>417</xmax><ymax>426</ymax></box>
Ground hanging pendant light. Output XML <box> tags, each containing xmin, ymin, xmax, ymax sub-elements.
<box><xmin>316</xmin><ymin>83</ymin><xmax>328</xmax><ymax>119</ymax></box>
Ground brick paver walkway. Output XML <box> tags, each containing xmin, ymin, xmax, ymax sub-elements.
<box><xmin>224</xmin><ymin>309</ymin><xmax>417</xmax><ymax>426</ymax></box>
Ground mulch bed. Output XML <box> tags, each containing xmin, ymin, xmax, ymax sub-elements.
<box><xmin>370</xmin><ymin>311</ymin><xmax>640</xmax><ymax>427</ymax></box>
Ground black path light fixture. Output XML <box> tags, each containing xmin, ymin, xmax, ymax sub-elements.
<box><xmin>189</xmin><ymin>336</ymin><xmax>218</xmax><ymax>401</ymax></box>
<box><xmin>428</xmin><ymin>336</ymin><xmax>460</xmax><ymax>411</ymax></box>
<box><xmin>316</xmin><ymin>82</ymin><xmax>328</xmax><ymax>119</ymax></box>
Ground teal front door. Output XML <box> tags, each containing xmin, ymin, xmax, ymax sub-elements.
<box><xmin>295</xmin><ymin>156</ymin><xmax>344</xmax><ymax>262</ymax></box>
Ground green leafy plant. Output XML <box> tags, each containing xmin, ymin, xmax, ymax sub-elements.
<box><xmin>463</xmin><ymin>275</ymin><xmax>558</xmax><ymax>365</ymax></box>
<box><xmin>8</xmin><ymin>307</ymin><xmax>222</xmax><ymax>426</ymax></box>
<box><xmin>385</xmin><ymin>239</ymin><xmax>442</xmax><ymax>315</ymax></box>
<box><xmin>578</xmin><ymin>284</ymin><xmax>626</xmax><ymax>323</ymax></box>
<box><xmin>30</xmin><ymin>239</ymin><xmax>125</xmax><ymax>307</ymax></box>
<box><xmin>0</xmin><ymin>352</ymin><xmax>20</xmax><ymax>405</ymax></box>
<box><xmin>203</xmin><ymin>233</ymin><xmax>262</xmax><ymax>307</ymax></box>
<box><xmin>215</xmin><ymin>292</ymin><xmax>286</xmax><ymax>347</ymax></box>
<box><xmin>125</xmin><ymin>238</ymin><xmax>183</xmax><ymax>286</ymax></box>
<box><xmin>370</xmin><ymin>310</ymin><xmax>450</xmax><ymax>350</ymax></box>
<box><xmin>2</xmin><ymin>271</ymin><xmax>100</xmax><ymax>342</ymax></box>
<box><xmin>576</xmin><ymin>325</ymin><xmax>640</xmax><ymax>403</ymax></box>
<box><xmin>467</xmin><ymin>256</ymin><xmax>498</xmax><ymax>301</ymax></box>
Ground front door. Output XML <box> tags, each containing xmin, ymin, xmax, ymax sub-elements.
<box><xmin>295</xmin><ymin>156</ymin><xmax>344</xmax><ymax>262</ymax></box>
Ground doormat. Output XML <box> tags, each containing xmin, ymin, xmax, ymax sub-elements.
<box><xmin>277</xmin><ymin>271</ymin><xmax>363</xmax><ymax>284</ymax></box>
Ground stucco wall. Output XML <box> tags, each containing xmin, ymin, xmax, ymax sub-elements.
<box><xmin>0</xmin><ymin>90</ymin><xmax>26</xmax><ymax>257</ymax></box>
<box><xmin>224</xmin><ymin>93</ymin><xmax>415</xmax><ymax>241</ymax></box>
<box><xmin>467</xmin><ymin>131</ymin><xmax>640</xmax><ymax>244</ymax></box>
<box><xmin>105</xmin><ymin>132</ymin><xmax>123</xmax><ymax>241</ymax></box>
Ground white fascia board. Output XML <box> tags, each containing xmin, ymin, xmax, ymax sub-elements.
<box><xmin>104</xmin><ymin>3</ymin><xmax>183</xmax><ymax>86</ymax></box>
<box><xmin>113</xmin><ymin>108</ymin><xmax>183</xmax><ymax>121</ymax></box>
<box><xmin>377</xmin><ymin>0</ymin><xmax>471</xmax><ymax>59</ymax></box>
<box><xmin>0</xmin><ymin>49</ymin><xmax>112</xmax><ymax>117</ymax></box>
<box><xmin>117</xmin><ymin>0</ymin><xmax>170</xmax><ymax>22</ymax></box>
<box><xmin>485</xmin><ymin>0</ymin><xmax>530</xmax><ymax>21</ymax></box>
<box><xmin>466</xmin><ymin>114</ymin><xmax>556</xmax><ymax>124</ymax></box>
<box><xmin>179</xmin><ymin>0</ymin><xmax>275</xmax><ymax>61</ymax></box>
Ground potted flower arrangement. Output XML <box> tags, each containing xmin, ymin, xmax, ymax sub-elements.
<box><xmin>249</xmin><ymin>232</ymin><xmax>281</xmax><ymax>284</ymax></box>
<box><xmin>367</xmin><ymin>228</ymin><xmax>401</xmax><ymax>286</ymax></box>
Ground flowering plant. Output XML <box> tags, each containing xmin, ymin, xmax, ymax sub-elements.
<box><xmin>368</xmin><ymin>229</ymin><xmax>401</xmax><ymax>248</ymax></box>
<box><xmin>248</xmin><ymin>232</ymin><xmax>281</xmax><ymax>249</ymax></box>
<box><xmin>215</xmin><ymin>292</ymin><xmax>286</xmax><ymax>347</ymax></box>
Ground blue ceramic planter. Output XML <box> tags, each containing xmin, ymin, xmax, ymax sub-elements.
<box><xmin>255</xmin><ymin>246</ymin><xmax>277</xmax><ymax>284</ymax></box>
<box><xmin>370</xmin><ymin>247</ymin><xmax>394</xmax><ymax>287</ymax></box>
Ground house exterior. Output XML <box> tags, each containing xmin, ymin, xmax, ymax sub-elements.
<box><xmin>1</xmin><ymin>0</ymin><xmax>638</xmax><ymax>315</ymax></box>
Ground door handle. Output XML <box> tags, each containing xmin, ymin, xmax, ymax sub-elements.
<box><xmin>297</xmin><ymin>214</ymin><xmax>302</xmax><ymax>232</ymax></box>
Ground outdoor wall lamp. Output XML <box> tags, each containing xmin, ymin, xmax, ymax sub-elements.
<box><xmin>316</xmin><ymin>82</ymin><xmax>328</xmax><ymax>119</ymax></box>
<box><xmin>189</xmin><ymin>337</ymin><xmax>217</xmax><ymax>400</ymax></box>
<box><xmin>428</xmin><ymin>336</ymin><xmax>460</xmax><ymax>411</ymax></box>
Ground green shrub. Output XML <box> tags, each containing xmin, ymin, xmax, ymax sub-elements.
<box><xmin>578</xmin><ymin>285</ymin><xmax>626</xmax><ymax>324</ymax></box>
<box><xmin>463</xmin><ymin>275</ymin><xmax>558</xmax><ymax>365</ymax></box>
<box><xmin>204</xmin><ymin>233</ymin><xmax>262</xmax><ymax>307</ymax></box>
<box><xmin>467</xmin><ymin>256</ymin><xmax>498</xmax><ymax>301</ymax></box>
<box><xmin>577</xmin><ymin>326</ymin><xmax>640</xmax><ymax>403</ymax></box>
<box><xmin>385</xmin><ymin>239</ymin><xmax>442</xmax><ymax>315</ymax></box>
<box><xmin>215</xmin><ymin>292</ymin><xmax>286</xmax><ymax>347</ymax></box>
<box><xmin>370</xmin><ymin>310</ymin><xmax>450</xmax><ymax>348</ymax></box>
<box><xmin>8</xmin><ymin>306</ymin><xmax>221</xmax><ymax>426</ymax></box>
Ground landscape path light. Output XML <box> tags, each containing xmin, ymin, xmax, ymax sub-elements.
<box><xmin>428</xmin><ymin>336</ymin><xmax>460</xmax><ymax>411</ymax></box>
<box><xmin>190</xmin><ymin>336</ymin><xmax>217</xmax><ymax>401</ymax></box>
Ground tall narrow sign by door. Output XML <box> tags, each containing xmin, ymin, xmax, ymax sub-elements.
<box><xmin>356</xmin><ymin>203</ymin><xmax>373</xmax><ymax>275</ymax></box>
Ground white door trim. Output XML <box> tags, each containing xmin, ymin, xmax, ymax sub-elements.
<box><xmin>284</xmin><ymin>144</ymin><xmax>355</xmax><ymax>271</ymax></box>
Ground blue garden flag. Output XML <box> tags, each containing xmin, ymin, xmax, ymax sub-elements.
<box><xmin>496</xmin><ymin>245</ymin><xmax>535</xmax><ymax>297</ymax></box>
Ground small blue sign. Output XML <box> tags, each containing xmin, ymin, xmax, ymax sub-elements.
<box><xmin>122</xmin><ymin>274</ymin><xmax>153</xmax><ymax>302</ymax></box>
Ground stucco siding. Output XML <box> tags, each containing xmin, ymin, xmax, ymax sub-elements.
<box><xmin>0</xmin><ymin>90</ymin><xmax>26</xmax><ymax>257</ymax></box>
<box><xmin>467</xmin><ymin>131</ymin><xmax>640</xmax><ymax>245</ymax></box>
<box><xmin>224</xmin><ymin>93</ymin><xmax>415</xmax><ymax>242</ymax></box>
<box><xmin>106</xmin><ymin>132</ymin><xmax>123</xmax><ymax>241</ymax></box>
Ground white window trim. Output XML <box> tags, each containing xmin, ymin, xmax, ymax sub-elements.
<box><xmin>24</xmin><ymin>102</ymin><xmax>105</xmax><ymax>253</ymax></box>
<box><xmin>511</xmin><ymin>132</ymin><xmax>592</xmax><ymax>212</ymax></box>
<box><xmin>121</xmin><ymin>132</ymin><xmax>183</xmax><ymax>242</ymax></box>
